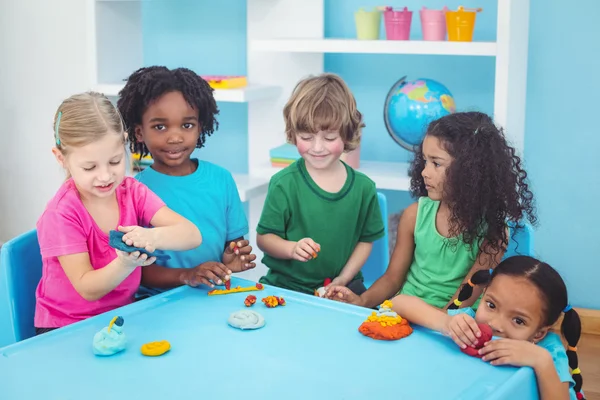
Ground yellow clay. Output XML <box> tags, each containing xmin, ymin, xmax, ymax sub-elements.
<box><xmin>141</xmin><ymin>340</ymin><xmax>171</xmax><ymax>357</ymax></box>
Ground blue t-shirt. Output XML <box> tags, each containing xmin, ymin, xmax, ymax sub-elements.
<box><xmin>135</xmin><ymin>160</ymin><xmax>248</xmax><ymax>291</ymax></box>
<box><xmin>449</xmin><ymin>308</ymin><xmax>576</xmax><ymax>399</ymax></box>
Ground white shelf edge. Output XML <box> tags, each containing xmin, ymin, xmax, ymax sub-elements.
<box><xmin>233</xmin><ymin>174</ymin><xmax>270</xmax><ymax>203</ymax></box>
<box><xmin>91</xmin><ymin>83</ymin><xmax>281</xmax><ymax>103</ymax></box>
<box><xmin>251</xmin><ymin>38</ymin><xmax>497</xmax><ymax>57</ymax></box>
<box><xmin>253</xmin><ymin>160</ymin><xmax>411</xmax><ymax>192</ymax></box>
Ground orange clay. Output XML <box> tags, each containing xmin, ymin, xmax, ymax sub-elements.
<box><xmin>358</xmin><ymin>300</ymin><xmax>413</xmax><ymax>341</ymax></box>
<box><xmin>262</xmin><ymin>296</ymin><xmax>280</xmax><ymax>308</ymax></box>
<box><xmin>141</xmin><ymin>340</ymin><xmax>171</xmax><ymax>356</ymax></box>
<box><xmin>244</xmin><ymin>295</ymin><xmax>257</xmax><ymax>307</ymax></box>
<box><xmin>207</xmin><ymin>284</ymin><xmax>265</xmax><ymax>296</ymax></box>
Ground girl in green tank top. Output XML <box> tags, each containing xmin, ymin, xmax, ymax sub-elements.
<box><xmin>326</xmin><ymin>112</ymin><xmax>537</xmax><ymax>310</ymax></box>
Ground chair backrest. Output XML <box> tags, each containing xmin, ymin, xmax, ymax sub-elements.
<box><xmin>0</xmin><ymin>229</ymin><xmax>42</xmax><ymax>347</ymax></box>
<box><xmin>503</xmin><ymin>222</ymin><xmax>534</xmax><ymax>259</ymax></box>
<box><xmin>361</xmin><ymin>192</ymin><xmax>390</xmax><ymax>288</ymax></box>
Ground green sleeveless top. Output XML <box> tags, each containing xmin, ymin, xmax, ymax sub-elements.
<box><xmin>400</xmin><ymin>197</ymin><xmax>482</xmax><ymax>309</ymax></box>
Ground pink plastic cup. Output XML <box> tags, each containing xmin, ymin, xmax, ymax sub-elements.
<box><xmin>420</xmin><ymin>6</ymin><xmax>448</xmax><ymax>41</ymax></box>
<box><xmin>384</xmin><ymin>7</ymin><xmax>413</xmax><ymax>40</ymax></box>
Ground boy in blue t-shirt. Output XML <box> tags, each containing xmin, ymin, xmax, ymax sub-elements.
<box><xmin>117</xmin><ymin>66</ymin><xmax>256</xmax><ymax>293</ymax></box>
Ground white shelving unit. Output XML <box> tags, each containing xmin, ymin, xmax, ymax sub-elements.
<box><xmin>88</xmin><ymin>0</ymin><xmax>530</xmax><ymax>282</ymax></box>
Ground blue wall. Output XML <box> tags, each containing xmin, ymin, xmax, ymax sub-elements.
<box><xmin>142</xmin><ymin>0</ymin><xmax>599</xmax><ymax>308</ymax></box>
<box><xmin>524</xmin><ymin>0</ymin><xmax>599</xmax><ymax>308</ymax></box>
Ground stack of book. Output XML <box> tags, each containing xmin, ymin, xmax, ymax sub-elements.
<box><xmin>269</xmin><ymin>143</ymin><xmax>300</xmax><ymax>168</ymax></box>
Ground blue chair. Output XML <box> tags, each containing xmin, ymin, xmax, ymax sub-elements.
<box><xmin>0</xmin><ymin>229</ymin><xmax>42</xmax><ymax>347</ymax></box>
<box><xmin>503</xmin><ymin>222</ymin><xmax>534</xmax><ymax>259</ymax></box>
<box><xmin>362</xmin><ymin>192</ymin><xmax>389</xmax><ymax>288</ymax></box>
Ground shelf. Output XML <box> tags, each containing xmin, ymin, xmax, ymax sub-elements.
<box><xmin>92</xmin><ymin>83</ymin><xmax>281</xmax><ymax>103</ymax></box>
<box><xmin>251</xmin><ymin>38</ymin><xmax>497</xmax><ymax>57</ymax></box>
<box><xmin>232</xmin><ymin>174</ymin><xmax>270</xmax><ymax>203</ymax></box>
<box><xmin>254</xmin><ymin>160</ymin><xmax>411</xmax><ymax>192</ymax></box>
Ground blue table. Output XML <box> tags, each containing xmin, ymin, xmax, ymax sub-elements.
<box><xmin>0</xmin><ymin>278</ymin><xmax>538</xmax><ymax>399</ymax></box>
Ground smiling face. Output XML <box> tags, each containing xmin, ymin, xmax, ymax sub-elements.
<box><xmin>420</xmin><ymin>134</ymin><xmax>453</xmax><ymax>201</ymax></box>
<box><xmin>135</xmin><ymin>91</ymin><xmax>200</xmax><ymax>176</ymax></box>
<box><xmin>54</xmin><ymin>132</ymin><xmax>126</xmax><ymax>200</ymax></box>
<box><xmin>295</xmin><ymin>130</ymin><xmax>345</xmax><ymax>171</ymax></box>
<box><xmin>475</xmin><ymin>274</ymin><xmax>550</xmax><ymax>343</ymax></box>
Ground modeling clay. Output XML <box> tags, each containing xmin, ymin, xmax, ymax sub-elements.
<box><xmin>228</xmin><ymin>310</ymin><xmax>265</xmax><ymax>330</ymax></box>
<box><xmin>244</xmin><ymin>295</ymin><xmax>257</xmax><ymax>307</ymax></box>
<box><xmin>314</xmin><ymin>278</ymin><xmax>332</xmax><ymax>297</ymax></box>
<box><xmin>92</xmin><ymin>316</ymin><xmax>127</xmax><ymax>356</ymax></box>
<box><xmin>141</xmin><ymin>340</ymin><xmax>171</xmax><ymax>357</ymax></box>
<box><xmin>207</xmin><ymin>283</ymin><xmax>264</xmax><ymax>296</ymax></box>
<box><xmin>460</xmin><ymin>323</ymin><xmax>493</xmax><ymax>357</ymax></box>
<box><xmin>108</xmin><ymin>230</ymin><xmax>170</xmax><ymax>262</ymax></box>
<box><xmin>358</xmin><ymin>301</ymin><xmax>413</xmax><ymax>341</ymax></box>
<box><xmin>262</xmin><ymin>295</ymin><xmax>285</xmax><ymax>308</ymax></box>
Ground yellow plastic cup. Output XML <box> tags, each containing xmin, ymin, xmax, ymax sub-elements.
<box><xmin>445</xmin><ymin>6</ymin><xmax>481</xmax><ymax>42</ymax></box>
<box><xmin>355</xmin><ymin>8</ymin><xmax>382</xmax><ymax>40</ymax></box>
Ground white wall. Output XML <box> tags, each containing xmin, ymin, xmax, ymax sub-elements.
<box><xmin>0</xmin><ymin>0</ymin><xmax>90</xmax><ymax>242</ymax></box>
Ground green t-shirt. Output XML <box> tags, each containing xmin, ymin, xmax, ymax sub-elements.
<box><xmin>400</xmin><ymin>197</ymin><xmax>482</xmax><ymax>308</ymax></box>
<box><xmin>257</xmin><ymin>158</ymin><xmax>385</xmax><ymax>294</ymax></box>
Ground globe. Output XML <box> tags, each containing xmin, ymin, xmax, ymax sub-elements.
<box><xmin>384</xmin><ymin>76</ymin><xmax>456</xmax><ymax>151</ymax></box>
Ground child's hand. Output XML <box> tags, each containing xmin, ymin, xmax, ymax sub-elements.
<box><xmin>222</xmin><ymin>240</ymin><xmax>257</xmax><ymax>272</ymax></box>
<box><xmin>324</xmin><ymin>285</ymin><xmax>364</xmax><ymax>306</ymax></box>
<box><xmin>291</xmin><ymin>238</ymin><xmax>320</xmax><ymax>262</ymax></box>
<box><xmin>180</xmin><ymin>262</ymin><xmax>232</xmax><ymax>288</ymax></box>
<box><xmin>118</xmin><ymin>225</ymin><xmax>158</xmax><ymax>252</ymax></box>
<box><xmin>116</xmin><ymin>250</ymin><xmax>156</xmax><ymax>269</ymax></box>
<box><xmin>445</xmin><ymin>313</ymin><xmax>482</xmax><ymax>349</ymax></box>
<box><xmin>479</xmin><ymin>338</ymin><xmax>551</xmax><ymax>369</ymax></box>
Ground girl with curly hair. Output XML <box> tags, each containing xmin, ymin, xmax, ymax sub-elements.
<box><xmin>326</xmin><ymin>111</ymin><xmax>537</xmax><ymax>309</ymax></box>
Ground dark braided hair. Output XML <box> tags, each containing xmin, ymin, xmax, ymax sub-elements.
<box><xmin>409</xmin><ymin>112</ymin><xmax>537</xmax><ymax>261</ymax></box>
<box><xmin>450</xmin><ymin>256</ymin><xmax>585</xmax><ymax>399</ymax></box>
<box><xmin>116</xmin><ymin>66</ymin><xmax>219</xmax><ymax>157</ymax></box>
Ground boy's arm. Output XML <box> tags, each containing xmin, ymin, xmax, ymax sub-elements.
<box><xmin>357</xmin><ymin>203</ymin><xmax>418</xmax><ymax>308</ymax></box>
<box><xmin>257</xmin><ymin>233</ymin><xmax>296</xmax><ymax>260</ymax></box>
<box><xmin>332</xmin><ymin>242</ymin><xmax>372</xmax><ymax>286</ymax></box>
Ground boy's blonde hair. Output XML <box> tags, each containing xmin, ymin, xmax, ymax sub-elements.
<box><xmin>53</xmin><ymin>91</ymin><xmax>126</xmax><ymax>155</ymax></box>
<box><xmin>283</xmin><ymin>73</ymin><xmax>364</xmax><ymax>151</ymax></box>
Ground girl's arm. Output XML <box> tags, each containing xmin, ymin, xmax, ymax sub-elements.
<box><xmin>535</xmin><ymin>360</ymin><xmax>571</xmax><ymax>400</ymax></box>
<box><xmin>391</xmin><ymin>294</ymin><xmax>450</xmax><ymax>332</ymax></box>
<box><xmin>355</xmin><ymin>202</ymin><xmax>418</xmax><ymax>307</ymax></box>
<box><xmin>58</xmin><ymin>251</ymin><xmax>153</xmax><ymax>301</ymax></box>
<box><xmin>480</xmin><ymin>339</ymin><xmax>570</xmax><ymax>400</ymax></box>
<box><xmin>444</xmin><ymin>239</ymin><xmax>505</xmax><ymax>309</ymax></box>
<box><xmin>332</xmin><ymin>242</ymin><xmax>372</xmax><ymax>286</ymax></box>
<box><xmin>120</xmin><ymin>206</ymin><xmax>202</xmax><ymax>251</ymax></box>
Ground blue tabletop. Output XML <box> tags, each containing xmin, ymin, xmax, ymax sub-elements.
<box><xmin>0</xmin><ymin>278</ymin><xmax>537</xmax><ymax>400</ymax></box>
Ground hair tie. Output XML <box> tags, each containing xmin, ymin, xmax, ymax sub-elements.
<box><xmin>572</xmin><ymin>368</ymin><xmax>581</xmax><ymax>375</ymax></box>
<box><xmin>467</xmin><ymin>279</ymin><xmax>474</xmax><ymax>287</ymax></box>
<box><xmin>489</xmin><ymin>268</ymin><xmax>494</xmax><ymax>276</ymax></box>
<box><xmin>453</xmin><ymin>299</ymin><xmax>462</xmax><ymax>307</ymax></box>
<box><xmin>55</xmin><ymin>111</ymin><xmax>62</xmax><ymax>146</ymax></box>
<box><xmin>568</xmin><ymin>346</ymin><xmax>577</xmax><ymax>352</ymax></box>
<box><xmin>563</xmin><ymin>304</ymin><xmax>572</xmax><ymax>313</ymax></box>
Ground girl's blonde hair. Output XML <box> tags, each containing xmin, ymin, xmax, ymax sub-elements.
<box><xmin>283</xmin><ymin>73</ymin><xmax>364</xmax><ymax>151</ymax></box>
<box><xmin>53</xmin><ymin>91</ymin><xmax>126</xmax><ymax>155</ymax></box>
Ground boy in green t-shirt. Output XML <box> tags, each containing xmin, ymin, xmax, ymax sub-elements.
<box><xmin>256</xmin><ymin>73</ymin><xmax>385</xmax><ymax>295</ymax></box>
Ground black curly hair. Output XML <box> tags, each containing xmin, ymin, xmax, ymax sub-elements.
<box><xmin>116</xmin><ymin>66</ymin><xmax>219</xmax><ymax>156</ymax></box>
<box><xmin>409</xmin><ymin>111</ymin><xmax>537</xmax><ymax>259</ymax></box>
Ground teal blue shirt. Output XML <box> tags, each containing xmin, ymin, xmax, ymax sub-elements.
<box><xmin>449</xmin><ymin>308</ymin><xmax>577</xmax><ymax>399</ymax></box>
<box><xmin>135</xmin><ymin>160</ymin><xmax>248</xmax><ymax>293</ymax></box>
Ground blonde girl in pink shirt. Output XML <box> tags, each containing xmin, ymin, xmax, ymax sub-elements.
<box><xmin>34</xmin><ymin>92</ymin><xmax>202</xmax><ymax>333</ymax></box>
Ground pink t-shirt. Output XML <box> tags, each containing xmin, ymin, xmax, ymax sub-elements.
<box><xmin>35</xmin><ymin>177</ymin><xmax>165</xmax><ymax>328</ymax></box>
